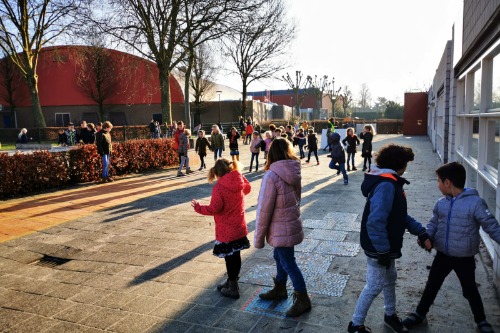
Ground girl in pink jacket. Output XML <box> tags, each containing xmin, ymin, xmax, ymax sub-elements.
<box><xmin>254</xmin><ymin>138</ymin><xmax>311</xmax><ymax>317</ymax></box>
<box><xmin>191</xmin><ymin>159</ymin><xmax>251</xmax><ymax>299</ymax></box>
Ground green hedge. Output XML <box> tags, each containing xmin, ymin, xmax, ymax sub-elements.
<box><xmin>0</xmin><ymin>138</ymin><xmax>177</xmax><ymax>199</ymax></box>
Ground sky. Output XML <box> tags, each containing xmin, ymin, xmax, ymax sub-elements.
<box><xmin>215</xmin><ymin>0</ymin><xmax>462</xmax><ymax>104</ymax></box>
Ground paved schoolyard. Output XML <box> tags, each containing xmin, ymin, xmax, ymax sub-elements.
<box><xmin>0</xmin><ymin>134</ymin><xmax>499</xmax><ymax>332</ymax></box>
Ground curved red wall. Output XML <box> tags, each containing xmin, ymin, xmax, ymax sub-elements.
<box><xmin>0</xmin><ymin>45</ymin><xmax>184</xmax><ymax>107</ymax></box>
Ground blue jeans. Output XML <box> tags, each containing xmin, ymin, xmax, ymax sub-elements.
<box><xmin>298</xmin><ymin>145</ymin><xmax>305</xmax><ymax>158</ymax></box>
<box><xmin>250</xmin><ymin>152</ymin><xmax>259</xmax><ymax>170</ymax></box>
<box><xmin>213</xmin><ymin>147</ymin><xmax>222</xmax><ymax>160</ymax></box>
<box><xmin>352</xmin><ymin>257</ymin><xmax>397</xmax><ymax>326</ymax></box>
<box><xmin>329</xmin><ymin>159</ymin><xmax>348</xmax><ymax>181</ymax></box>
<box><xmin>102</xmin><ymin>154</ymin><xmax>110</xmax><ymax>178</ymax></box>
<box><xmin>274</xmin><ymin>247</ymin><xmax>306</xmax><ymax>293</ymax></box>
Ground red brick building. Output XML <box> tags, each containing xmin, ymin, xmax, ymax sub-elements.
<box><xmin>0</xmin><ymin>46</ymin><xmax>184</xmax><ymax>128</ymax></box>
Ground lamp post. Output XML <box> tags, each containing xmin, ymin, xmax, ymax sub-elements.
<box><xmin>216</xmin><ymin>90</ymin><xmax>222</xmax><ymax>124</ymax></box>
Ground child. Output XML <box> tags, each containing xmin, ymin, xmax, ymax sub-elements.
<box><xmin>177</xmin><ymin>128</ymin><xmax>192</xmax><ymax>177</ymax></box>
<box><xmin>16</xmin><ymin>128</ymin><xmax>29</xmax><ymax>144</ymax></box>
<box><xmin>245</xmin><ymin>121</ymin><xmax>254</xmax><ymax>145</ymax></box>
<box><xmin>226</xmin><ymin>127</ymin><xmax>241</xmax><ymax>162</ymax></box>
<box><xmin>86</xmin><ymin>123</ymin><xmax>96</xmax><ymax>144</ymax></box>
<box><xmin>359</xmin><ymin>125</ymin><xmax>375</xmax><ymax>172</ymax></box>
<box><xmin>403</xmin><ymin>162</ymin><xmax>500</xmax><ymax>333</ymax></box>
<box><xmin>328</xmin><ymin>132</ymin><xmax>348</xmax><ymax>185</ymax></box>
<box><xmin>210</xmin><ymin>124</ymin><xmax>224</xmax><ymax>160</ymax></box>
<box><xmin>249</xmin><ymin>131</ymin><xmax>262</xmax><ymax>172</ymax></box>
<box><xmin>195</xmin><ymin>130</ymin><xmax>211</xmax><ymax>171</ymax></box>
<box><xmin>348</xmin><ymin>143</ymin><xmax>431</xmax><ymax>333</ymax></box>
<box><xmin>95</xmin><ymin>121</ymin><xmax>114</xmax><ymax>183</ymax></box>
<box><xmin>57</xmin><ymin>128</ymin><xmax>66</xmax><ymax>145</ymax></box>
<box><xmin>342</xmin><ymin>127</ymin><xmax>360</xmax><ymax>171</ymax></box>
<box><xmin>263</xmin><ymin>131</ymin><xmax>272</xmax><ymax>160</ymax></box>
<box><xmin>254</xmin><ymin>138</ymin><xmax>311</xmax><ymax>317</ymax></box>
<box><xmin>191</xmin><ymin>158</ymin><xmax>251</xmax><ymax>299</ymax></box>
<box><xmin>294</xmin><ymin>128</ymin><xmax>306</xmax><ymax>159</ymax></box>
<box><xmin>305</xmin><ymin>128</ymin><xmax>319</xmax><ymax>165</ymax></box>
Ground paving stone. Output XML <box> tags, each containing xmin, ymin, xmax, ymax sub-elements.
<box><xmin>44</xmin><ymin>321</ymin><xmax>89</xmax><ymax>333</ymax></box>
<box><xmin>108</xmin><ymin>313</ymin><xmax>162</xmax><ymax>333</ymax></box>
<box><xmin>149</xmin><ymin>300</ymin><xmax>196</xmax><ymax>319</ymax></box>
<box><xmin>303</xmin><ymin>218</ymin><xmax>336</xmax><ymax>230</ymax></box>
<box><xmin>53</xmin><ymin>303</ymin><xmax>100</xmax><ymax>323</ymax></box>
<box><xmin>0</xmin><ymin>307</ymin><xmax>33</xmax><ymax>330</ymax></box>
<box><xmin>95</xmin><ymin>291</ymin><xmax>138</xmax><ymax>309</ymax></box>
<box><xmin>70</xmin><ymin>287</ymin><xmax>112</xmax><ymax>304</ymax></box>
<box><xmin>121</xmin><ymin>295</ymin><xmax>166</xmax><ymax>314</ymax></box>
<box><xmin>179</xmin><ymin>304</ymin><xmax>228</xmax><ymax>326</ymax></box>
<box><xmin>79</xmin><ymin>307</ymin><xmax>129</xmax><ymax>330</ymax></box>
<box><xmin>28</xmin><ymin>296</ymin><xmax>74</xmax><ymax>317</ymax></box>
<box><xmin>307</xmin><ymin>229</ymin><xmax>347</xmax><ymax>242</ymax></box>
<box><xmin>314</xmin><ymin>241</ymin><xmax>360</xmax><ymax>257</ymax></box>
<box><xmin>249</xmin><ymin>316</ymin><xmax>298</xmax><ymax>333</ymax></box>
<box><xmin>212</xmin><ymin>308</ymin><xmax>261</xmax><ymax>332</ymax></box>
<box><xmin>4</xmin><ymin>314</ymin><xmax>58</xmax><ymax>333</ymax></box>
<box><xmin>149</xmin><ymin>319</ymin><xmax>192</xmax><ymax>333</ymax></box>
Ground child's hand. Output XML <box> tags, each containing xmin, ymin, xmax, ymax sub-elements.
<box><xmin>191</xmin><ymin>199</ymin><xmax>199</xmax><ymax>208</ymax></box>
<box><xmin>418</xmin><ymin>232</ymin><xmax>432</xmax><ymax>252</ymax></box>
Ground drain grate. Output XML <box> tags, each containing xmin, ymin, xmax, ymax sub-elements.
<box><xmin>32</xmin><ymin>255</ymin><xmax>72</xmax><ymax>268</ymax></box>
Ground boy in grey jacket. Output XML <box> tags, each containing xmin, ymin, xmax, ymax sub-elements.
<box><xmin>403</xmin><ymin>162</ymin><xmax>500</xmax><ymax>333</ymax></box>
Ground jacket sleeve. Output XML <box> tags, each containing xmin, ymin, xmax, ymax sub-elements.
<box><xmin>254</xmin><ymin>173</ymin><xmax>277</xmax><ymax>249</ymax></box>
<box><xmin>405</xmin><ymin>215</ymin><xmax>426</xmax><ymax>236</ymax></box>
<box><xmin>242</xmin><ymin>175</ymin><xmax>251</xmax><ymax>195</ymax></box>
<box><xmin>355</xmin><ymin>135</ymin><xmax>360</xmax><ymax>145</ymax></box>
<box><xmin>366</xmin><ymin>182</ymin><xmax>394</xmax><ymax>253</ymax></box>
<box><xmin>195</xmin><ymin>138</ymin><xmax>199</xmax><ymax>152</ymax></box>
<box><xmin>342</xmin><ymin>137</ymin><xmax>347</xmax><ymax>145</ymax></box>
<box><xmin>475</xmin><ymin>198</ymin><xmax>500</xmax><ymax>244</ymax></box>
<box><xmin>426</xmin><ymin>202</ymin><xmax>439</xmax><ymax>240</ymax></box>
<box><xmin>194</xmin><ymin>186</ymin><xmax>224</xmax><ymax>216</ymax></box>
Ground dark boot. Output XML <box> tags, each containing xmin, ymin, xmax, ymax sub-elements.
<box><xmin>220</xmin><ymin>279</ymin><xmax>240</xmax><ymax>299</ymax></box>
<box><xmin>216</xmin><ymin>278</ymin><xmax>229</xmax><ymax>291</ymax></box>
<box><xmin>285</xmin><ymin>291</ymin><xmax>311</xmax><ymax>317</ymax></box>
<box><xmin>258</xmin><ymin>277</ymin><xmax>288</xmax><ymax>300</ymax></box>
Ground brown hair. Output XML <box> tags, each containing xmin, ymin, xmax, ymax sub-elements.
<box><xmin>264</xmin><ymin>138</ymin><xmax>298</xmax><ymax>171</ymax></box>
<box><xmin>375</xmin><ymin>144</ymin><xmax>414</xmax><ymax>171</ymax></box>
<box><xmin>207</xmin><ymin>158</ymin><xmax>241</xmax><ymax>183</ymax></box>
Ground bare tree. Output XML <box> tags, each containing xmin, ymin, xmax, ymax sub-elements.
<box><xmin>374</xmin><ymin>96</ymin><xmax>387</xmax><ymax>119</ymax></box>
<box><xmin>0</xmin><ymin>0</ymin><xmax>84</xmax><ymax>127</ymax></box>
<box><xmin>309</xmin><ymin>74</ymin><xmax>329</xmax><ymax>117</ymax></box>
<box><xmin>224</xmin><ymin>0</ymin><xmax>296</xmax><ymax>117</ymax></box>
<box><xmin>325</xmin><ymin>77</ymin><xmax>342</xmax><ymax>121</ymax></box>
<box><xmin>189</xmin><ymin>44</ymin><xmax>216</xmax><ymax>124</ymax></box>
<box><xmin>73</xmin><ymin>43</ymin><xmax>121</xmax><ymax>121</ymax></box>
<box><xmin>342</xmin><ymin>86</ymin><xmax>353</xmax><ymax>118</ymax></box>
<box><xmin>358</xmin><ymin>83</ymin><xmax>371</xmax><ymax>110</ymax></box>
<box><xmin>282</xmin><ymin>70</ymin><xmax>311</xmax><ymax>118</ymax></box>
<box><xmin>0</xmin><ymin>50</ymin><xmax>23</xmax><ymax>125</ymax></box>
<box><xmin>89</xmin><ymin>0</ymin><xmax>260</xmax><ymax>125</ymax></box>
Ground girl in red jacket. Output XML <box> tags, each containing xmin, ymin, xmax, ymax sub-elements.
<box><xmin>254</xmin><ymin>138</ymin><xmax>312</xmax><ymax>317</ymax></box>
<box><xmin>191</xmin><ymin>158</ymin><xmax>251</xmax><ymax>299</ymax></box>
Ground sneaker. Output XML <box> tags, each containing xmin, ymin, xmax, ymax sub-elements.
<box><xmin>198</xmin><ymin>167</ymin><xmax>203</xmax><ymax>171</ymax></box>
<box><xmin>347</xmin><ymin>166</ymin><xmax>351</xmax><ymax>171</ymax></box>
<box><xmin>347</xmin><ymin>322</ymin><xmax>372</xmax><ymax>333</ymax></box>
<box><xmin>384</xmin><ymin>314</ymin><xmax>408</xmax><ymax>333</ymax></box>
<box><xmin>317</xmin><ymin>161</ymin><xmax>320</xmax><ymax>165</ymax></box>
<box><xmin>177</xmin><ymin>172</ymin><xmax>186</xmax><ymax>177</ymax></box>
<box><xmin>352</xmin><ymin>167</ymin><xmax>357</xmax><ymax>171</ymax></box>
<box><xmin>402</xmin><ymin>312</ymin><xmax>426</xmax><ymax>328</ymax></box>
<box><xmin>344</xmin><ymin>179</ymin><xmax>348</xmax><ymax>185</ymax></box>
<box><xmin>477</xmin><ymin>321</ymin><xmax>494</xmax><ymax>333</ymax></box>
<box><xmin>336</xmin><ymin>170</ymin><xmax>341</xmax><ymax>176</ymax></box>
<box><xmin>305</xmin><ymin>160</ymin><xmax>310</xmax><ymax>163</ymax></box>
<box><xmin>186</xmin><ymin>169</ymin><xmax>193</xmax><ymax>174</ymax></box>
<box><xmin>326</xmin><ymin>154</ymin><xmax>331</xmax><ymax>158</ymax></box>
<box><xmin>106</xmin><ymin>177</ymin><xmax>114</xmax><ymax>182</ymax></box>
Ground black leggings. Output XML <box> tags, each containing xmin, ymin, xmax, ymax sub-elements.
<box><xmin>224</xmin><ymin>251</ymin><xmax>241</xmax><ymax>280</ymax></box>
<box><xmin>200</xmin><ymin>155</ymin><xmax>206</xmax><ymax>168</ymax></box>
<box><xmin>363</xmin><ymin>157</ymin><xmax>371</xmax><ymax>168</ymax></box>
<box><xmin>307</xmin><ymin>149</ymin><xmax>318</xmax><ymax>162</ymax></box>
<box><xmin>416</xmin><ymin>251</ymin><xmax>486</xmax><ymax>323</ymax></box>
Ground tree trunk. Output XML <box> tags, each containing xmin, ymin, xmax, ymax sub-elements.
<box><xmin>159</xmin><ymin>68</ymin><xmax>173</xmax><ymax>125</ymax></box>
<box><xmin>241</xmin><ymin>79</ymin><xmax>248</xmax><ymax>118</ymax></box>
<box><xmin>26</xmin><ymin>72</ymin><xmax>46</xmax><ymax>128</ymax></box>
<box><xmin>184</xmin><ymin>53</ymin><xmax>194</xmax><ymax>130</ymax></box>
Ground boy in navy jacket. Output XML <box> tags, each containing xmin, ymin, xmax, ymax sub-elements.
<box><xmin>348</xmin><ymin>144</ymin><xmax>431</xmax><ymax>333</ymax></box>
<box><xmin>403</xmin><ymin>162</ymin><xmax>500</xmax><ymax>333</ymax></box>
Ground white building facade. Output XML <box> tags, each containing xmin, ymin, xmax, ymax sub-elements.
<box><xmin>428</xmin><ymin>1</ymin><xmax>500</xmax><ymax>285</ymax></box>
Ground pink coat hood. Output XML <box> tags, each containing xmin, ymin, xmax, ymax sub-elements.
<box><xmin>254</xmin><ymin>159</ymin><xmax>304</xmax><ymax>248</ymax></box>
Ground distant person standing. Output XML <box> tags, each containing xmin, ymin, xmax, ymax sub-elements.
<box><xmin>16</xmin><ymin>128</ymin><xmax>30</xmax><ymax>144</ymax></box>
<box><xmin>210</xmin><ymin>124</ymin><xmax>225</xmax><ymax>160</ymax></box>
<box><xmin>195</xmin><ymin>130</ymin><xmax>211</xmax><ymax>171</ymax></box>
<box><xmin>305</xmin><ymin>128</ymin><xmax>319</xmax><ymax>165</ymax></box>
<box><xmin>79</xmin><ymin>120</ymin><xmax>93</xmax><ymax>144</ymax></box>
<box><xmin>342</xmin><ymin>127</ymin><xmax>360</xmax><ymax>171</ymax></box>
<box><xmin>245</xmin><ymin>121</ymin><xmax>254</xmax><ymax>145</ymax></box>
<box><xmin>64</xmin><ymin>122</ymin><xmax>78</xmax><ymax>146</ymax></box>
<box><xmin>360</xmin><ymin>124</ymin><xmax>375</xmax><ymax>172</ymax></box>
<box><xmin>95</xmin><ymin>121</ymin><xmax>114</xmax><ymax>182</ymax></box>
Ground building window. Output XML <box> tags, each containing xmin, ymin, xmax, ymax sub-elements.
<box><xmin>485</xmin><ymin>120</ymin><xmax>500</xmax><ymax>173</ymax></box>
<box><xmin>469</xmin><ymin>117</ymin><xmax>479</xmax><ymax>161</ymax></box>
<box><xmin>493</xmin><ymin>54</ymin><xmax>500</xmax><ymax>109</ymax></box>
<box><xmin>457</xmin><ymin>117</ymin><xmax>464</xmax><ymax>152</ymax></box>
<box><xmin>55</xmin><ymin>113</ymin><xmax>70</xmax><ymax>127</ymax></box>
<box><xmin>474</xmin><ymin>69</ymin><xmax>481</xmax><ymax>111</ymax></box>
<box><xmin>108</xmin><ymin>112</ymin><xmax>127</xmax><ymax>126</ymax></box>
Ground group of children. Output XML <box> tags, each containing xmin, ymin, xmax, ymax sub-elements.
<box><xmin>189</xmin><ymin>126</ymin><xmax>500</xmax><ymax>332</ymax></box>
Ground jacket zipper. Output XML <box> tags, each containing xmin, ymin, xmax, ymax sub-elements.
<box><xmin>445</xmin><ymin>198</ymin><xmax>455</xmax><ymax>255</ymax></box>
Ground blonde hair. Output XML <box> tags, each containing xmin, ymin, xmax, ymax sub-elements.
<box><xmin>184</xmin><ymin>129</ymin><xmax>191</xmax><ymax>136</ymax></box>
<box><xmin>207</xmin><ymin>158</ymin><xmax>242</xmax><ymax>183</ymax></box>
<box><xmin>102</xmin><ymin>121</ymin><xmax>113</xmax><ymax>129</ymax></box>
<box><xmin>198</xmin><ymin>129</ymin><xmax>205</xmax><ymax>136</ymax></box>
<box><xmin>265</xmin><ymin>131</ymin><xmax>272</xmax><ymax>139</ymax></box>
<box><xmin>364</xmin><ymin>124</ymin><xmax>376</xmax><ymax>135</ymax></box>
